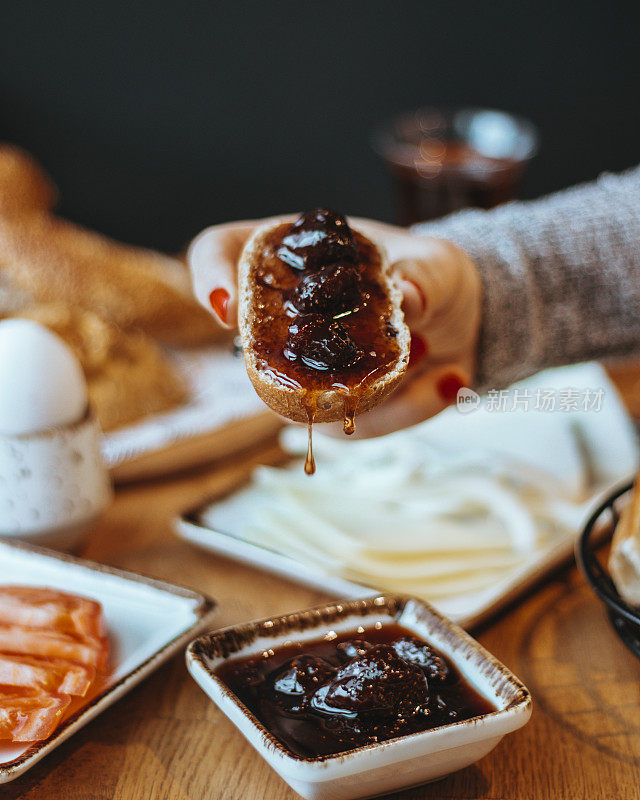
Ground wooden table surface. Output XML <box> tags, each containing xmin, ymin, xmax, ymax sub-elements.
<box><xmin>5</xmin><ymin>438</ymin><xmax>640</xmax><ymax>800</ymax></box>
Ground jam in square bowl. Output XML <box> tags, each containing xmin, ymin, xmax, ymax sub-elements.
<box><xmin>186</xmin><ymin>595</ymin><xmax>531</xmax><ymax>800</ymax></box>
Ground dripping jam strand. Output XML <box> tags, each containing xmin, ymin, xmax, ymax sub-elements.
<box><xmin>304</xmin><ymin>399</ymin><xmax>316</xmax><ymax>476</ymax></box>
<box><xmin>305</xmin><ymin>421</ymin><xmax>316</xmax><ymax>475</ymax></box>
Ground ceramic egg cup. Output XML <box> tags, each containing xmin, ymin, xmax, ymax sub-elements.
<box><xmin>187</xmin><ymin>594</ymin><xmax>532</xmax><ymax>800</ymax></box>
<box><xmin>0</xmin><ymin>407</ymin><xmax>112</xmax><ymax>550</ymax></box>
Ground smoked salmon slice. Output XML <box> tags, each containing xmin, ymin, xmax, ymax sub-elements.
<box><xmin>0</xmin><ymin>585</ymin><xmax>109</xmax><ymax>743</ymax></box>
<box><xmin>0</xmin><ymin>587</ymin><xmax>105</xmax><ymax>639</ymax></box>
<box><xmin>0</xmin><ymin>687</ymin><xmax>71</xmax><ymax>742</ymax></box>
<box><xmin>0</xmin><ymin>654</ymin><xmax>95</xmax><ymax>696</ymax></box>
<box><xmin>0</xmin><ymin>624</ymin><xmax>108</xmax><ymax>672</ymax></box>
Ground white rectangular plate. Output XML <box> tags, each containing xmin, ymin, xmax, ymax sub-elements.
<box><xmin>175</xmin><ymin>489</ymin><xmax>612</xmax><ymax>630</ymax></box>
<box><xmin>0</xmin><ymin>538</ymin><xmax>217</xmax><ymax>783</ymax></box>
<box><xmin>176</xmin><ymin>362</ymin><xmax>636</xmax><ymax>629</ymax></box>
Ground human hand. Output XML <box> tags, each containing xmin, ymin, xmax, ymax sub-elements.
<box><xmin>188</xmin><ymin>215</ymin><xmax>481</xmax><ymax>436</ymax></box>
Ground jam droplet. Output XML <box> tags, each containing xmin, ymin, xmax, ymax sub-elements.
<box><xmin>304</xmin><ymin>401</ymin><xmax>316</xmax><ymax>476</ymax></box>
<box><xmin>305</xmin><ymin>421</ymin><xmax>316</xmax><ymax>476</ymax></box>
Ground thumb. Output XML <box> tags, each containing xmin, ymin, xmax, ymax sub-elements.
<box><xmin>188</xmin><ymin>220</ymin><xmax>257</xmax><ymax>328</ymax></box>
<box><xmin>393</xmin><ymin>239</ymin><xmax>479</xmax><ymax>330</ymax></box>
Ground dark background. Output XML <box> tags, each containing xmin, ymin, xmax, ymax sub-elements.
<box><xmin>2</xmin><ymin>1</ymin><xmax>638</xmax><ymax>252</ymax></box>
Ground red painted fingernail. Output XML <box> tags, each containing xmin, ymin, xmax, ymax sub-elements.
<box><xmin>437</xmin><ymin>373</ymin><xmax>465</xmax><ymax>404</ymax></box>
<box><xmin>405</xmin><ymin>279</ymin><xmax>427</xmax><ymax>312</ymax></box>
<box><xmin>209</xmin><ymin>288</ymin><xmax>230</xmax><ymax>324</ymax></box>
<box><xmin>408</xmin><ymin>334</ymin><xmax>428</xmax><ymax>368</ymax></box>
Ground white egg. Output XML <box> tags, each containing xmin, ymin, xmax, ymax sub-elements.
<box><xmin>0</xmin><ymin>318</ymin><xmax>88</xmax><ymax>435</ymax></box>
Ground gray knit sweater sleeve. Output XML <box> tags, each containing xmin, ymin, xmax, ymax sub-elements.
<box><xmin>412</xmin><ymin>166</ymin><xmax>640</xmax><ymax>391</ymax></box>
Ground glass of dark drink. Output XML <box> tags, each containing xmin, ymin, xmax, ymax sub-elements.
<box><xmin>372</xmin><ymin>106</ymin><xmax>538</xmax><ymax>225</ymax></box>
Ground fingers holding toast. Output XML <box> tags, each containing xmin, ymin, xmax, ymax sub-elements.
<box><xmin>188</xmin><ymin>220</ymin><xmax>259</xmax><ymax>327</ymax></box>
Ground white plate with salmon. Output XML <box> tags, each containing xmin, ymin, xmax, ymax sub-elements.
<box><xmin>0</xmin><ymin>538</ymin><xmax>216</xmax><ymax>783</ymax></box>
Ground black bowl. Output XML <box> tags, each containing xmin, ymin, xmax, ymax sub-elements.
<box><xmin>576</xmin><ymin>481</ymin><xmax>640</xmax><ymax>658</ymax></box>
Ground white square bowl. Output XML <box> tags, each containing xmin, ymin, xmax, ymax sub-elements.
<box><xmin>186</xmin><ymin>594</ymin><xmax>532</xmax><ymax>800</ymax></box>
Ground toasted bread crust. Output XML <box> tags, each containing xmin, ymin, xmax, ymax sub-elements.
<box><xmin>238</xmin><ymin>219</ymin><xmax>410</xmax><ymax>423</ymax></box>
